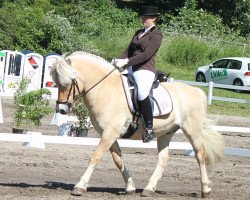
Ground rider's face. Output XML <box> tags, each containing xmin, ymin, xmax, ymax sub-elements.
<box><xmin>140</xmin><ymin>15</ymin><xmax>157</xmax><ymax>28</ymax></box>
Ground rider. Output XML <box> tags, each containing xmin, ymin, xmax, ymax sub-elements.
<box><xmin>113</xmin><ymin>6</ymin><xmax>163</xmax><ymax>142</ymax></box>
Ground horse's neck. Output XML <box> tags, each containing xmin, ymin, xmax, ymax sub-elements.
<box><xmin>82</xmin><ymin>66</ymin><xmax>124</xmax><ymax>128</ymax></box>
<box><xmin>74</xmin><ymin>61</ymin><xmax>120</xmax><ymax>102</ymax></box>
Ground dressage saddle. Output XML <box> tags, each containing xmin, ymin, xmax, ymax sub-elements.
<box><xmin>122</xmin><ymin>70</ymin><xmax>170</xmax><ymax>139</ymax></box>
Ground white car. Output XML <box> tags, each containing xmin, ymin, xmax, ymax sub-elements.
<box><xmin>195</xmin><ymin>57</ymin><xmax>250</xmax><ymax>89</ymax></box>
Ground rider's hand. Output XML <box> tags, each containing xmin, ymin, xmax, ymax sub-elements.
<box><xmin>114</xmin><ymin>58</ymin><xmax>129</xmax><ymax>68</ymax></box>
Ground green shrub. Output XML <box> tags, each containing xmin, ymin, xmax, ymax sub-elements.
<box><xmin>161</xmin><ymin>8</ymin><xmax>229</xmax><ymax>38</ymax></box>
<box><xmin>160</xmin><ymin>36</ymin><xmax>209</xmax><ymax>69</ymax></box>
<box><xmin>13</xmin><ymin>78</ymin><xmax>52</xmax><ymax>128</ymax></box>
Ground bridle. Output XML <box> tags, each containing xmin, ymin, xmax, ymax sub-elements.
<box><xmin>55</xmin><ymin>79</ymin><xmax>81</xmax><ymax>114</ymax></box>
<box><xmin>56</xmin><ymin>68</ymin><xmax>116</xmax><ymax>114</ymax></box>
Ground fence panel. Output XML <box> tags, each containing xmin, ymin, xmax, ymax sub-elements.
<box><xmin>174</xmin><ymin>79</ymin><xmax>249</xmax><ymax>105</ymax></box>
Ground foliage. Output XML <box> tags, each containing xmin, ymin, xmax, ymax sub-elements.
<box><xmin>159</xmin><ymin>36</ymin><xmax>209</xmax><ymax>69</ymax></box>
<box><xmin>66</xmin><ymin>0</ymin><xmax>140</xmax><ymax>38</ymax></box>
<box><xmin>13</xmin><ymin>77</ymin><xmax>52</xmax><ymax>128</ymax></box>
<box><xmin>0</xmin><ymin>0</ymin><xmax>53</xmax><ymax>52</ymax></box>
<box><xmin>0</xmin><ymin>0</ymin><xmax>249</xmax><ymax>55</ymax></box>
<box><xmin>160</xmin><ymin>7</ymin><xmax>237</xmax><ymax>40</ymax></box>
<box><xmin>196</xmin><ymin>0</ymin><xmax>250</xmax><ymax>37</ymax></box>
<box><xmin>40</xmin><ymin>12</ymin><xmax>98</xmax><ymax>55</ymax></box>
<box><xmin>71</xmin><ymin>95</ymin><xmax>90</xmax><ymax>129</ymax></box>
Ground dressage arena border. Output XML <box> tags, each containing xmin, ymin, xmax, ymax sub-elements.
<box><xmin>0</xmin><ymin>98</ymin><xmax>3</xmax><ymax>123</ymax></box>
<box><xmin>0</xmin><ymin>127</ymin><xmax>249</xmax><ymax>158</ymax></box>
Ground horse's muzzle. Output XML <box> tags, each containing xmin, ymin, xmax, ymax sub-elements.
<box><xmin>56</xmin><ymin>103</ymin><xmax>71</xmax><ymax>114</ymax></box>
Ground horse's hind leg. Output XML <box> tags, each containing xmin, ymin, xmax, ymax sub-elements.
<box><xmin>141</xmin><ymin>132</ymin><xmax>175</xmax><ymax>197</ymax></box>
<box><xmin>109</xmin><ymin>141</ymin><xmax>136</xmax><ymax>194</ymax></box>
<box><xmin>183</xmin><ymin>125</ymin><xmax>211</xmax><ymax>198</ymax></box>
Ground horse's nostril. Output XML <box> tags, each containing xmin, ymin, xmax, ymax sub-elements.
<box><xmin>60</xmin><ymin>110</ymin><xmax>67</xmax><ymax>115</ymax></box>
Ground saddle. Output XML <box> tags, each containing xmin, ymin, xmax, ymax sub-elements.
<box><xmin>121</xmin><ymin>70</ymin><xmax>173</xmax><ymax>138</ymax></box>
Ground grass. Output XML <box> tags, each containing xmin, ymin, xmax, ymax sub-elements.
<box><xmin>207</xmin><ymin>101</ymin><xmax>249</xmax><ymax>117</ymax></box>
<box><xmin>158</xmin><ymin>63</ymin><xmax>250</xmax><ymax>117</ymax></box>
<box><xmin>202</xmin><ymin>87</ymin><xmax>249</xmax><ymax>117</ymax></box>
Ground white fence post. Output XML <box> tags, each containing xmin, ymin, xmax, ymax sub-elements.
<box><xmin>0</xmin><ymin>98</ymin><xmax>3</xmax><ymax>123</ymax></box>
<box><xmin>207</xmin><ymin>81</ymin><xmax>214</xmax><ymax>105</ymax></box>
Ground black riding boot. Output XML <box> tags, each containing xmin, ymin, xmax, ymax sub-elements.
<box><xmin>139</xmin><ymin>96</ymin><xmax>154</xmax><ymax>143</ymax></box>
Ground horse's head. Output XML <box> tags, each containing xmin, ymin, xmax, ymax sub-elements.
<box><xmin>50</xmin><ymin>51</ymin><xmax>117</xmax><ymax>115</ymax></box>
<box><xmin>50</xmin><ymin>58</ymin><xmax>80</xmax><ymax>115</ymax></box>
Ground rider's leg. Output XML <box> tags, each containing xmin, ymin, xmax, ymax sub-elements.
<box><xmin>132</xmin><ymin>70</ymin><xmax>155</xmax><ymax>142</ymax></box>
<box><xmin>139</xmin><ymin>96</ymin><xmax>154</xmax><ymax>142</ymax></box>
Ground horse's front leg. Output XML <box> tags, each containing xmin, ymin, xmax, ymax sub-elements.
<box><xmin>141</xmin><ymin>132</ymin><xmax>174</xmax><ymax>197</ymax></box>
<box><xmin>71</xmin><ymin>134</ymin><xmax>117</xmax><ymax>196</ymax></box>
<box><xmin>109</xmin><ymin>140</ymin><xmax>136</xmax><ymax>194</ymax></box>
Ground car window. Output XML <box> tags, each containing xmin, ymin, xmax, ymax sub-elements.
<box><xmin>212</xmin><ymin>60</ymin><xmax>229</xmax><ymax>68</ymax></box>
<box><xmin>248</xmin><ymin>63</ymin><xmax>250</xmax><ymax>71</ymax></box>
<box><xmin>228</xmin><ymin>60</ymin><xmax>241</xmax><ymax>70</ymax></box>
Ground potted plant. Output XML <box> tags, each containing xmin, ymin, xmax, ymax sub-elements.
<box><xmin>13</xmin><ymin>77</ymin><xmax>52</xmax><ymax>133</ymax></box>
<box><xmin>71</xmin><ymin>95</ymin><xmax>91</xmax><ymax>137</ymax></box>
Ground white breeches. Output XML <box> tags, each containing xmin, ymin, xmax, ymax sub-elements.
<box><xmin>128</xmin><ymin>67</ymin><xmax>155</xmax><ymax>101</ymax></box>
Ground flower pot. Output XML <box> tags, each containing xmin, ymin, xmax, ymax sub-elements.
<box><xmin>77</xmin><ymin>128</ymin><xmax>88</xmax><ymax>137</ymax></box>
<box><xmin>12</xmin><ymin>128</ymin><xmax>24</xmax><ymax>134</ymax></box>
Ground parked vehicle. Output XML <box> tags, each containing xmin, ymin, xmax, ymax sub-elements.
<box><xmin>195</xmin><ymin>57</ymin><xmax>250</xmax><ymax>90</ymax></box>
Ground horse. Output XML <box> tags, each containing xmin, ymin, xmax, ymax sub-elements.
<box><xmin>50</xmin><ymin>51</ymin><xmax>225</xmax><ymax>198</ymax></box>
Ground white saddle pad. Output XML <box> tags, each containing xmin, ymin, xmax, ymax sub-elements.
<box><xmin>121</xmin><ymin>75</ymin><xmax>173</xmax><ymax>117</ymax></box>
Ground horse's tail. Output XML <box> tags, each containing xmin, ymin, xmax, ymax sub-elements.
<box><xmin>201</xmin><ymin>118</ymin><xmax>225</xmax><ymax>167</ymax></box>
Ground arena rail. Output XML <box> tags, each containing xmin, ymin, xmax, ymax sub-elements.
<box><xmin>0</xmin><ymin>99</ymin><xmax>3</xmax><ymax>123</ymax></box>
<box><xmin>0</xmin><ymin>125</ymin><xmax>249</xmax><ymax>158</ymax></box>
<box><xmin>173</xmin><ymin>79</ymin><xmax>250</xmax><ymax>105</ymax></box>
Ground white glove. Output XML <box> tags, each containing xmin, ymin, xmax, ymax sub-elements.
<box><xmin>110</xmin><ymin>59</ymin><xmax>115</xmax><ymax>65</ymax></box>
<box><xmin>114</xmin><ymin>58</ymin><xmax>129</xmax><ymax>68</ymax></box>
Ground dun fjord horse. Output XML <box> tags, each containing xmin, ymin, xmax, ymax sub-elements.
<box><xmin>50</xmin><ymin>51</ymin><xmax>224</xmax><ymax>198</ymax></box>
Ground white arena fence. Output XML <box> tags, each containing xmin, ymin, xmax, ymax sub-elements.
<box><xmin>173</xmin><ymin>79</ymin><xmax>250</xmax><ymax>105</ymax></box>
<box><xmin>0</xmin><ymin>124</ymin><xmax>249</xmax><ymax>158</ymax></box>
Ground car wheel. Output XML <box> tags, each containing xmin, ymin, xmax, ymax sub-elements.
<box><xmin>233</xmin><ymin>79</ymin><xmax>243</xmax><ymax>93</ymax></box>
<box><xmin>196</xmin><ymin>73</ymin><xmax>206</xmax><ymax>82</ymax></box>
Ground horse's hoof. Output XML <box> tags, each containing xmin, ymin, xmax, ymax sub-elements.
<box><xmin>70</xmin><ymin>187</ymin><xmax>86</xmax><ymax>196</ymax></box>
<box><xmin>201</xmin><ymin>191</ymin><xmax>211</xmax><ymax>198</ymax></box>
<box><xmin>125</xmin><ymin>190</ymin><xmax>135</xmax><ymax>195</ymax></box>
<box><xmin>141</xmin><ymin>189</ymin><xmax>154</xmax><ymax>197</ymax></box>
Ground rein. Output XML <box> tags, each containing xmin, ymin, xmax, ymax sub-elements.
<box><xmin>56</xmin><ymin>68</ymin><xmax>116</xmax><ymax>108</ymax></box>
<box><xmin>85</xmin><ymin>68</ymin><xmax>116</xmax><ymax>95</ymax></box>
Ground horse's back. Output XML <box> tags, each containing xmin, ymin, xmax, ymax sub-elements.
<box><xmin>161</xmin><ymin>81</ymin><xmax>207</xmax><ymax>114</ymax></box>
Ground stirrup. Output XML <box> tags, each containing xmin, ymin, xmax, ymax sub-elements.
<box><xmin>143</xmin><ymin>128</ymin><xmax>154</xmax><ymax>143</ymax></box>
